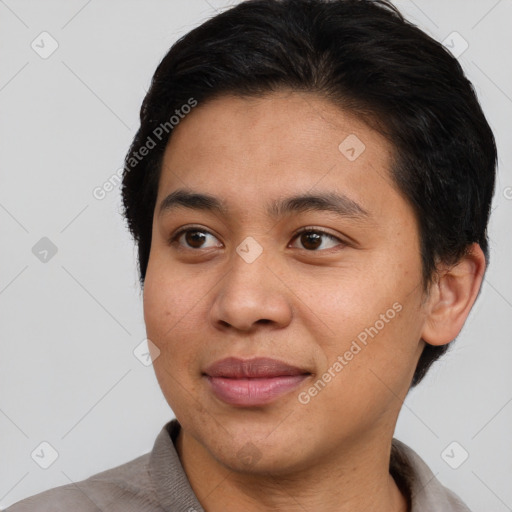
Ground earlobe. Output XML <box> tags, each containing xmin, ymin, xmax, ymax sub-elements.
<box><xmin>421</xmin><ymin>243</ymin><xmax>486</xmax><ymax>346</ymax></box>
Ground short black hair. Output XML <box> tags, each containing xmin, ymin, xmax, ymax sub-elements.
<box><xmin>121</xmin><ymin>0</ymin><xmax>497</xmax><ymax>386</ymax></box>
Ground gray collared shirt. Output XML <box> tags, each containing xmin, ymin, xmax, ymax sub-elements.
<box><xmin>5</xmin><ymin>419</ymin><xmax>472</xmax><ymax>511</ymax></box>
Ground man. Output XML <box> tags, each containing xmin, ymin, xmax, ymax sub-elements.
<box><xmin>6</xmin><ymin>0</ymin><xmax>496</xmax><ymax>510</ymax></box>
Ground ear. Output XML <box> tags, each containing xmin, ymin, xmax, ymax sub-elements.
<box><xmin>421</xmin><ymin>243</ymin><xmax>486</xmax><ymax>346</ymax></box>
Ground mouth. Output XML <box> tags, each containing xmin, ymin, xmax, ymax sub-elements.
<box><xmin>203</xmin><ymin>357</ymin><xmax>312</xmax><ymax>407</ymax></box>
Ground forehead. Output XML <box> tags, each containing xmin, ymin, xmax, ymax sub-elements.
<box><xmin>156</xmin><ymin>91</ymin><xmax>401</xmax><ymax>220</ymax></box>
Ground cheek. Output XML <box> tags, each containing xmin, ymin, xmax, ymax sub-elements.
<box><xmin>143</xmin><ymin>264</ymin><xmax>205</xmax><ymax>411</ymax></box>
<box><xmin>300</xmin><ymin>303</ymin><xmax>423</xmax><ymax>437</ymax></box>
<box><xmin>143</xmin><ymin>254</ymin><xmax>223</xmax><ymax>371</ymax></box>
<box><xmin>144</xmin><ymin>257</ymin><xmax>200</xmax><ymax>333</ymax></box>
<box><xmin>302</xmin><ymin>254</ymin><xmax>424</xmax><ymax>384</ymax></box>
<box><xmin>295</xmin><ymin>268</ymin><xmax>402</xmax><ymax>347</ymax></box>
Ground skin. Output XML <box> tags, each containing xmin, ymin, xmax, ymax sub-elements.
<box><xmin>143</xmin><ymin>90</ymin><xmax>485</xmax><ymax>512</ymax></box>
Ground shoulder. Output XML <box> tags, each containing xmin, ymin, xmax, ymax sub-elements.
<box><xmin>5</xmin><ymin>419</ymin><xmax>202</xmax><ymax>512</ymax></box>
<box><xmin>4</xmin><ymin>452</ymin><xmax>164</xmax><ymax>512</ymax></box>
<box><xmin>391</xmin><ymin>438</ymin><xmax>473</xmax><ymax>512</ymax></box>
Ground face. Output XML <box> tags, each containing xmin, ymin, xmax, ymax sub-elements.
<box><xmin>143</xmin><ymin>90</ymin><xmax>428</xmax><ymax>474</ymax></box>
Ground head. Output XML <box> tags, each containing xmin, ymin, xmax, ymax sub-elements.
<box><xmin>121</xmin><ymin>0</ymin><xmax>496</xmax><ymax>474</ymax></box>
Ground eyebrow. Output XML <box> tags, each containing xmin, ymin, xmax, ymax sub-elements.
<box><xmin>158</xmin><ymin>188</ymin><xmax>369</xmax><ymax>220</ymax></box>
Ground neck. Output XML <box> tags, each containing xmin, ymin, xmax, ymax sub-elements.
<box><xmin>176</xmin><ymin>427</ymin><xmax>408</xmax><ymax>512</ymax></box>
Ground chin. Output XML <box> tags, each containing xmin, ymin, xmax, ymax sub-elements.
<box><xmin>202</xmin><ymin>423</ymin><xmax>312</xmax><ymax>475</ymax></box>
<box><xmin>218</xmin><ymin>444</ymin><xmax>310</xmax><ymax>476</ymax></box>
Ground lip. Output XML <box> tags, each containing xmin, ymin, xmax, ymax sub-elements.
<box><xmin>203</xmin><ymin>357</ymin><xmax>311</xmax><ymax>407</ymax></box>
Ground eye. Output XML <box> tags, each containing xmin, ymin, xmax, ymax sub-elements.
<box><xmin>289</xmin><ymin>228</ymin><xmax>344</xmax><ymax>251</ymax></box>
<box><xmin>170</xmin><ymin>227</ymin><xmax>222</xmax><ymax>250</ymax></box>
<box><xmin>169</xmin><ymin>226</ymin><xmax>345</xmax><ymax>252</ymax></box>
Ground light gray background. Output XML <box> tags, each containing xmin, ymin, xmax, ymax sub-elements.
<box><xmin>1</xmin><ymin>0</ymin><xmax>511</xmax><ymax>510</ymax></box>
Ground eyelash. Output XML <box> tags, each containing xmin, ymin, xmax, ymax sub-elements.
<box><xmin>168</xmin><ymin>225</ymin><xmax>345</xmax><ymax>252</ymax></box>
<box><xmin>291</xmin><ymin>227</ymin><xmax>344</xmax><ymax>250</ymax></box>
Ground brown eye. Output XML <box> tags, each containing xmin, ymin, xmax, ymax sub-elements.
<box><xmin>172</xmin><ymin>228</ymin><xmax>222</xmax><ymax>249</ymax></box>
<box><xmin>184</xmin><ymin>230</ymin><xmax>207</xmax><ymax>248</ymax></box>
<box><xmin>290</xmin><ymin>229</ymin><xmax>343</xmax><ymax>251</ymax></box>
<box><xmin>300</xmin><ymin>232</ymin><xmax>322</xmax><ymax>250</ymax></box>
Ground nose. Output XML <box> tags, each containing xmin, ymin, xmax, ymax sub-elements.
<box><xmin>209</xmin><ymin>249</ymin><xmax>293</xmax><ymax>333</ymax></box>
